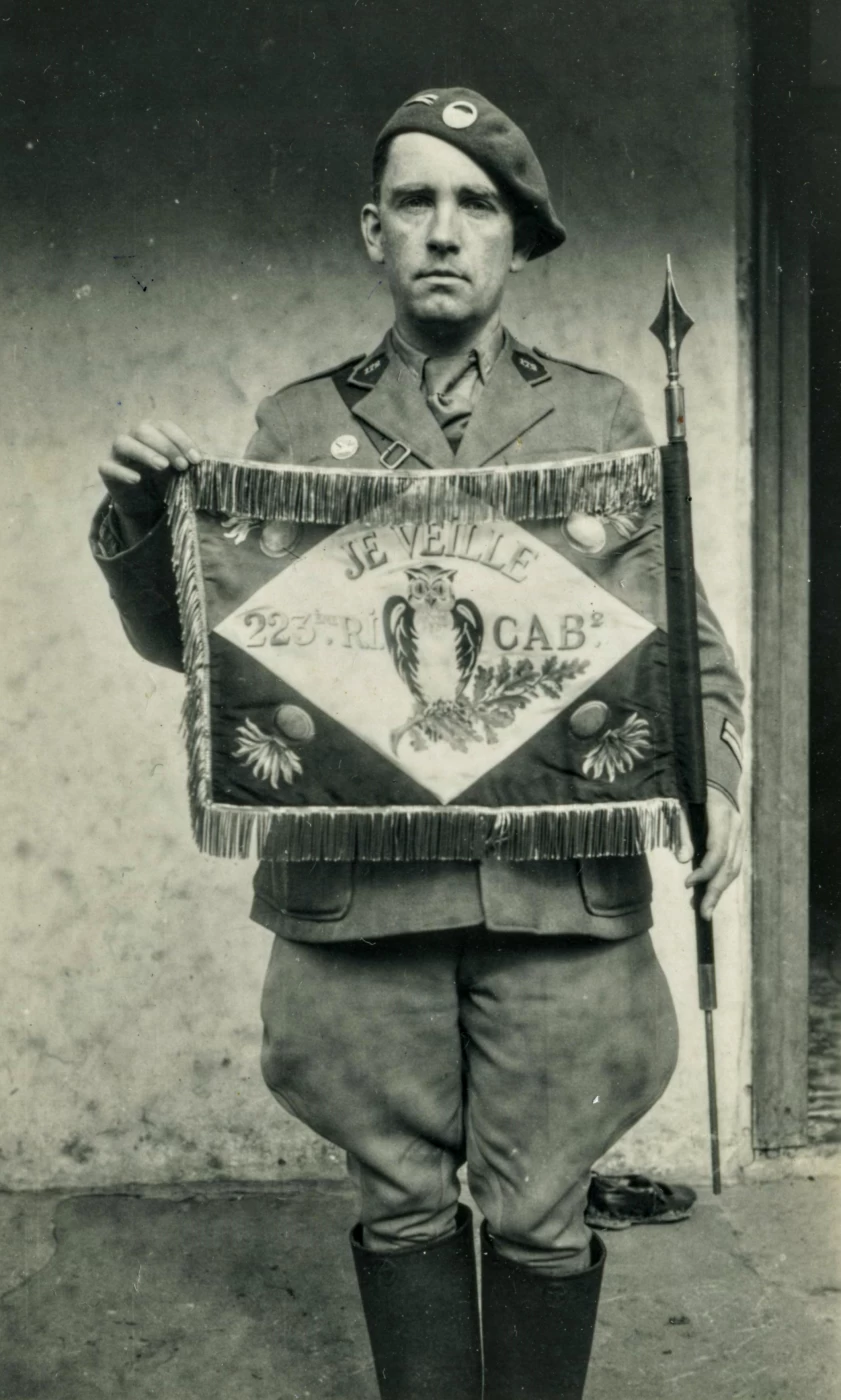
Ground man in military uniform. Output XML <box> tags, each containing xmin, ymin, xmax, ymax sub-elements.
<box><xmin>92</xmin><ymin>89</ymin><xmax>744</xmax><ymax>1400</ymax></box>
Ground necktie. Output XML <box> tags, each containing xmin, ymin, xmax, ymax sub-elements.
<box><xmin>423</xmin><ymin>351</ymin><xmax>481</xmax><ymax>450</ymax></box>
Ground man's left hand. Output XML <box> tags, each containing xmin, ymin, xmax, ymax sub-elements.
<box><xmin>677</xmin><ymin>787</ymin><xmax>743</xmax><ymax>921</ymax></box>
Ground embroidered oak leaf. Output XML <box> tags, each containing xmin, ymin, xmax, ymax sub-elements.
<box><xmin>233</xmin><ymin>718</ymin><xmax>303</xmax><ymax>788</ymax></box>
<box><xmin>581</xmin><ymin>712</ymin><xmax>652</xmax><ymax>782</ymax></box>
<box><xmin>390</xmin><ymin>655</ymin><xmax>590</xmax><ymax>754</ymax></box>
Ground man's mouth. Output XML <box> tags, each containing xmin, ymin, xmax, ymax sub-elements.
<box><xmin>416</xmin><ymin>269</ymin><xmax>469</xmax><ymax>281</ymax></box>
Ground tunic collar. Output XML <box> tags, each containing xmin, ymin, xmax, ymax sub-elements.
<box><xmin>389</xmin><ymin>319</ymin><xmax>505</xmax><ymax>387</ymax></box>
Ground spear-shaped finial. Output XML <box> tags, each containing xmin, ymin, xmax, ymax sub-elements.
<box><xmin>649</xmin><ymin>255</ymin><xmax>694</xmax><ymax>442</ymax></box>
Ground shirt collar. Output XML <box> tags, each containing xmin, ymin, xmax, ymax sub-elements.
<box><xmin>389</xmin><ymin>320</ymin><xmax>506</xmax><ymax>386</ymax></box>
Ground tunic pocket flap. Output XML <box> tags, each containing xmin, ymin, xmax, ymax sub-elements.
<box><xmin>576</xmin><ymin>856</ymin><xmax>652</xmax><ymax>918</ymax></box>
<box><xmin>254</xmin><ymin>860</ymin><xmax>353</xmax><ymax>921</ymax></box>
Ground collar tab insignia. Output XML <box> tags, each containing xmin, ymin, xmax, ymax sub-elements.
<box><xmin>358</xmin><ymin>354</ymin><xmax>387</xmax><ymax>385</ymax></box>
<box><xmin>512</xmin><ymin>349</ymin><xmax>549</xmax><ymax>385</ymax></box>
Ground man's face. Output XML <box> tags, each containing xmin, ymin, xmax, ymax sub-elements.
<box><xmin>361</xmin><ymin>132</ymin><xmax>529</xmax><ymax>333</ymax></box>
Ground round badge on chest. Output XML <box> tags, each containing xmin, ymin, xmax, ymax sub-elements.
<box><xmin>330</xmin><ymin>434</ymin><xmax>359</xmax><ymax>460</ymax></box>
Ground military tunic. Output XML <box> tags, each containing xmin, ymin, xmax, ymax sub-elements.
<box><xmin>237</xmin><ymin>330</ymin><xmax>745</xmax><ymax>942</ymax></box>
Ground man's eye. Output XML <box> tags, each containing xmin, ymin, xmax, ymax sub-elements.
<box><xmin>463</xmin><ymin>198</ymin><xmax>495</xmax><ymax>212</ymax></box>
<box><xmin>401</xmin><ymin>195</ymin><xmax>431</xmax><ymax>209</ymax></box>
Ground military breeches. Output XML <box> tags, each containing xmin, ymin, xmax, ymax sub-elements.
<box><xmin>260</xmin><ymin>927</ymin><xmax>678</xmax><ymax>1271</ymax></box>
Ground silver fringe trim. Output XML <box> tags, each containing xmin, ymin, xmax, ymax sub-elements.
<box><xmin>168</xmin><ymin>471</ymin><xmax>681</xmax><ymax>862</ymax></box>
<box><xmin>194</xmin><ymin>798</ymin><xmax>683</xmax><ymax>862</ymax></box>
<box><xmin>190</xmin><ymin>448</ymin><xmax>660</xmax><ymax>524</ymax></box>
<box><xmin>168</xmin><ymin>474</ymin><xmax>215</xmax><ymax>848</ymax></box>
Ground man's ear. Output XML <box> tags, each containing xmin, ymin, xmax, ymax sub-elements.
<box><xmin>510</xmin><ymin>216</ymin><xmax>538</xmax><ymax>272</ymax></box>
<box><xmin>361</xmin><ymin>203</ymin><xmax>386</xmax><ymax>265</ymax></box>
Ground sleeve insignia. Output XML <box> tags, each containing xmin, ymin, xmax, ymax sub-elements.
<box><xmin>720</xmin><ymin>718</ymin><xmax>743</xmax><ymax>768</ymax></box>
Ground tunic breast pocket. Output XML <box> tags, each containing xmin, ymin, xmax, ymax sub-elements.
<box><xmin>576</xmin><ymin>856</ymin><xmax>653</xmax><ymax>918</ymax></box>
<box><xmin>253</xmin><ymin>859</ymin><xmax>353</xmax><ymax>921</ymax></box>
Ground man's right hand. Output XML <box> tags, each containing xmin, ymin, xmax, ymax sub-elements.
<box><xmin>99</xmin><ymin>420</ymin><xmax>203</xmax><ymax>547</ymax></box>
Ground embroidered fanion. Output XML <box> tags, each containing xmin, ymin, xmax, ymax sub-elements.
<box><xmin>165</xmin><ymin>449</ymin><xmax>679</xmax><ymax>862</ymax></box>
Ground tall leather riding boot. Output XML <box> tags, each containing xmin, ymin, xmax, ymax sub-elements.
<box><xmin>481</xmin><ymin>1224</ymin><xmax>606</xmax><ymax>1400</ymax></box>
<box><xmin>350</xmin><ymin>1203</ymin><xmax>483</xmax><ymax>1400</ymax></box>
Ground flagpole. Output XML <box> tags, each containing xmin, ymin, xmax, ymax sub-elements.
<box><xmin>650</xmin><ymin>258</ymin><xmax>722</xmax><ymax>1195</ymax></box>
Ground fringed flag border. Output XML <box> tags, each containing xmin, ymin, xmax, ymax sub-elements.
<box><xmin>167</xmin><ymin>452</ymin><xmax>683</xmax><ymax>861</ymax></box>
<box><xmin>191</xmin><ymin>446</ymin><xmax>661</xmax><ymax>524</ymax></box>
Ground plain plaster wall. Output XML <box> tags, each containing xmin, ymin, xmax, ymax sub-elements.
<box><xmin>1</xmin><ymin>0</ymin><xmax>753</xmax><ymax>1189</ymax></box>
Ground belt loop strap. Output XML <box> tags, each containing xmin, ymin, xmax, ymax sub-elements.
<box><xmin>379</xmin><ymin>440</ymin><xmax>412</xmax><ymax>470</ymax></box>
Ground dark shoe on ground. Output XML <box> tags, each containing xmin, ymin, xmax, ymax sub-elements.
<box><xmin>585</xmin><ymin>1172</ymin><xmax>697</xmax><ymax>1230</ymax></box>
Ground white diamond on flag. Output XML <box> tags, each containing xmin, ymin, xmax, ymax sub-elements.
<box><xmin>213</xmin><ymin>517</ymin><xmax>654</xmax><ymax>803</ymax></box>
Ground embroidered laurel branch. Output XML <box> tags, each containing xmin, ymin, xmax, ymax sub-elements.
<box><xmin>581</xmin><ymin>712</ymin><xmax>652</xmax><ymax>782</ymax></box>
<box><xmin>402</xmin><ymin>656</ymin><xmax>590</xmax><ymax>754</ymax></box>
<box><xmin>233</xmin><ymin>719</ymin><xmax>303</xmax><ymax>787</ymax></box>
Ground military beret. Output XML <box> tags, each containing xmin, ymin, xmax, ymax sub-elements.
<box><xmin>373</xmin><ymin>87</ymin><xmax>566</xmax><ymax>260</ymax></box>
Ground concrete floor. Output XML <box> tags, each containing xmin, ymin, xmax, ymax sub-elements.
<box><xmin>0</xmin><ymin>1178</ymin><xmax>837</xmax><ymax>1400</ymax></box>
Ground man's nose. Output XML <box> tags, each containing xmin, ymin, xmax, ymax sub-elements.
<box><xmin>427</xmin><ymin>202</ymin><xmax>461</xmax><ymax>252</ymax></box>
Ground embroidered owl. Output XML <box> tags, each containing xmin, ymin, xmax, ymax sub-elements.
<box><xmin>383</xmin><ymin>566</ymin><xmax>484</xmax><ymax>706</ymax></box>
